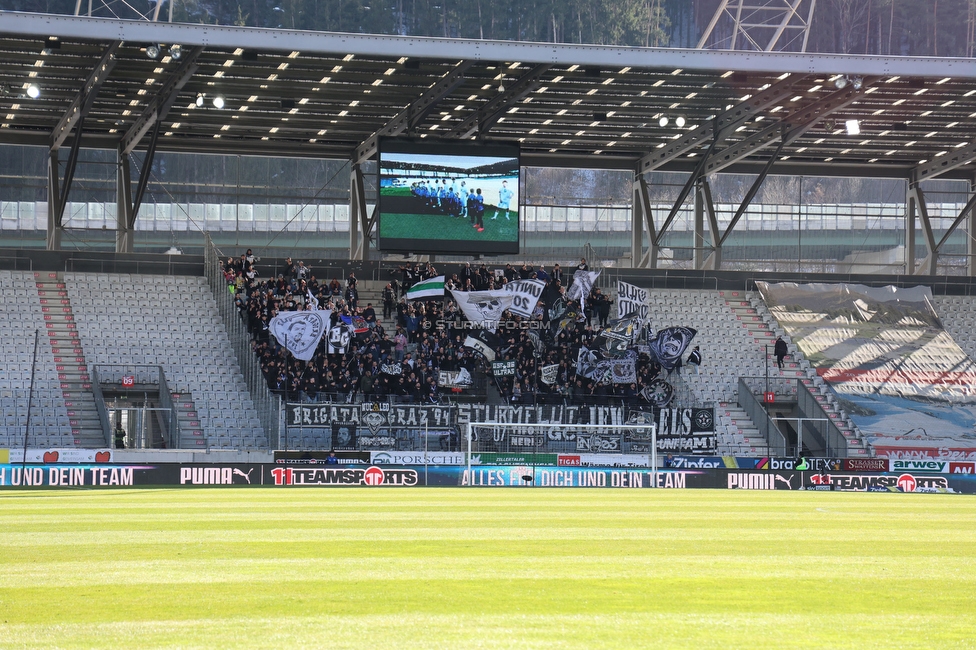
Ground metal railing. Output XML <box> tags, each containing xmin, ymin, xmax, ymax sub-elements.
<box><xmin>737</xmin><ymin>377</ymin><xmax>785</xmax><ymax>456</ymax></box>
<box><xmin>157</xmin><ymin>372</ymin><xmax>179</xmax><ymax>449</ymax></box>
<box><xmin>0</xmin><ymin>255</ymin><xmax>32</xmax><ymax>271</ymax></box>
<box><xmin>89</xmin><ymin>367</ymin><xmax>113</xmax><ymax>447</ymax></box>
<box><xmin>796</xmin><ymin>380</ymin><xmax>849</xmax><ymax>457</ymax></box>
<box><xmin>204</xmin><ymin>232</ymin><xmax>281</xmax><ymax>447</ymax></box>
<box><xmin>738</xmin><ymin>375</ymin><xmax>850</xmax><ymax>457</ymax></box>
<box><xmin>91</xmin><ymin>364</ymin><xmax>179</xmax><ymax>448</ymax></box>
<box><xmin>63</xmin><ymin>254</ymin><xmax>203</xmax><ymax>276</ymax></box>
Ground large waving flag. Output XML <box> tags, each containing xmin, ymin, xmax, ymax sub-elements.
<box><xmin>407</xmin><ymin>276</ymin><xmax>445</xmax><ymax>300</ymax></box>
<box><xmin>566</xmin><ymin>270</ymin><xmax>601</xmax><ymax>310</ymax></box>
<box><xmin>450</xmin><ymin>289</ymin><xmax>515</xmax><ymax>332</ymax></box>
<box><xmin>269</xmin><ymin>310</ymin><xmax>332</xmax><ymax>361</ymax></box>
<box><xmin>649</xmin><ymin>326</ymin><xmax>697</xmax><ymax>370</ymax></box>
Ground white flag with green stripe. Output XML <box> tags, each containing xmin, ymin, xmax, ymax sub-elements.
<box><xmin>407</xmin><ymin>275</ymin><xmax>445</xmax><ymax>300</ymax></box>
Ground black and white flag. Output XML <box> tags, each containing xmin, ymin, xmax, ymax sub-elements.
<box><xmin>491</xmin><ymin>360</ymin><xmax>517</xmax><ymax>377</ymax></box>
<box><xmin>450</xmin><ymin>289</ymin><xmax>515</xmax><ymax>332</ymax></box>
<box><xmin>327</xmin><ymin>321</ymin><xmax>354</xmax><ymax>354</ymax></box>
<box><xmin>594</xmin><ymin>314</ymin><xmax>642</xmax><ymax>357</ymax></box>
<box><xmin>604</xmin><ymin>356</ymin><xmax>637</xmax><ymax>384</ymax></box>
<box><xmin>576</xmin><ymin>346</ymin><xmax>605</xmax><ymax>380</ymax></box>
<box><xmin>649</xmin><ymin>326</ymin><xmax>697</xmax><ymax>371</ymax></box>
<box><xmin>540</xmin><ymin>364</ymin><xmax>559</xmax><ymax>386</ymax></box>
<box><xmin>269</xmin><ymin>310</ymin><xmax>331</xmax><ymax>361</ymax></box>
<box><xmin>566</xmin><ymin>270</ymin><xmax>601</xmax><ymax>309</ymax></box>
<box><xmin>380</xmin><ymin>362</ymin><xmax>403</xmax><ymax>376</ymax></box>
<box><xmin>438</xmin><ymin>368</ymin><xmax>473</xmax><ymax>387</ymax></box>
<box><xmin>640</xmin><ymin>379</ymin><xmax>675</xmax><ymax>407</ymax></box>
<box><xmin>463</xmin><ymin>329</ymin><xmax>499</xmax><ymax>362</ymax></box>
<box><xmin>616</xmin><ymin>280</ymin><xmax>649</xmax><ymax>323</ymax></box>
<box><xmin>525</xmin><ymin>330</ymin><xmax>545</xmax><ymax>358</ymax></box>
<box><xmin>500</xmin><ymin>279</ymin><xmax>546</xmax><ymax>318</ymax></box>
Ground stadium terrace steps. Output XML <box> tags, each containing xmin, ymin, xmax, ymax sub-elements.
<box><xmin>64</xmin><ymin>272</ymin><xmax>267</xmax><ymax>450</ymax></box>
<box><xmin>171</xmin><ymin>392</ymin><xmax>206</xmax><ymax>448</ymax></box>
<box><xmin>716</xmin><ymin>403</ymin><xmax>767</xmax><ymax>454</ymax></box>
<box><xmin>740</xmin><ymin>291</ymin><xmax>870</xmax><ymax>457</ymax></box>
<box><xmin>626</xmin><ymin>288</ymin><xmax>765</xmax><ymax>453</ymax></box>
<box><xmin>0</xmin><ymin>271</ymin><xmax>73</xmax><ymax>447</ymax></box>
<box><xmin>35</xmin><ymin>273</ymin><xmax>104</xmax><ymax>447</ymax></box>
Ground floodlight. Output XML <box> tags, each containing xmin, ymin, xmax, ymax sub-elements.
<box><xmin>845</xmin><ymin>119</ymin><xmax>860</xmax><ymax>136</ymax></box>
<box><xmin>26</xmin><ymin>84</ymin><xmax>40</xmax><ymax>99</ymax></box>
<box><xmin>212</xmin><ymin>95</ymin><xmax>225</xmax><ymax>109</ymax></box>
<box><xmin>675</xmin><ymin>116</ymin><xmax>686</xmax><ymax>128</ymax></box>
<box><xmin>851</xmin><ymin>76</ymin><xmax>863</xmax><ymax>90</ymax></box>
<box><xmin>658</xmin><ymin>116</ymin><xmax>669</xmax><ymax>127</ymax></box>
<box><xmin>195</xmin><ymin>93</ymin><xmax>205</xmax><ymax>107</ymax></box>
<box><xmin>834</xmin><ymin>75</ymin><xmax>848</xmax><ymax>89</ymax></box>
<box><xmin>146</xmin><ymin>44</ymin><xmax>160</xmax><ymax>59</ymax></box>
<box><xmin>169</xmin><ymin>44</ymin><xmax>182</xmax><ymax>60</ymax></box>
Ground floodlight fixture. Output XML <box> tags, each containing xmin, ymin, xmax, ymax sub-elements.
<box><xmin>212</xmin><ymin>95</ymin><xmax>225</xmax><ymax>109</ymax></box>
<box><xmin>675</xmin><ymin>116</ymin><xmax>686</xmax><ymax>128</ymax></box>
<box><xmin>658</xmin><ymin>116</ymin><xmax>669</xmax><ymax>127</ymax></box>
<box><xmin>26</xmin><ymin>84</ymin><xmax>40</xmax><ymax>99</ymax></box>
<box><xmin>845</xmin><ymin>119</ymin><xmax>860</xmax><ymax>136</ymax></box>
<box><xmin>146</xmin><ymin>44</ymin><xmax>160</xmax><ymax>59</ymax></box>
<box><xmin>195</xmin><ymin>93</ymin><xmax>205</xmax><ymax>107</ymax></box>
<box><xmin>169</xmin><ymin>44</ymin><xmax>183</xmax><ymax>60</ymax></box>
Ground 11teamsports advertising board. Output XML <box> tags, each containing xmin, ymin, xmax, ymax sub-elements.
<box><xmin>378</xmin><ymin>139</ymin><xmax>520</xmax><ymax>255</ymax></box>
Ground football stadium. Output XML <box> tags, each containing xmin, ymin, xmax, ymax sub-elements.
<box><xmin>1</xmin><ymin>1</ymin><xmax>976</xmax><ymax>646</ymax></box>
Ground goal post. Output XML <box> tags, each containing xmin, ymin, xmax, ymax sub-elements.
<box><xmin>464</xmin><ymin>421</ymin><xmax>658</xmax><ymax>484</ymax></box>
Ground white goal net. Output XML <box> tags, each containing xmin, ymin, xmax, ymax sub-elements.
<box><xmin>463</xmin><ymin>421</ymin><xmax>658</xmax><ymax>476</ymax></box>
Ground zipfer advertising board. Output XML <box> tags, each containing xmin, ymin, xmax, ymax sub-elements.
<box><xmin>1</xmin><ymin>463</ymin><xmax>975</xmax><ymax>493</ymax></box>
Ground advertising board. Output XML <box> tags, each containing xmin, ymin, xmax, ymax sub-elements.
<box><xmin>1</xmin><ymin>463</ymin><xmax>974</xmax><ymax>493</ymax></box>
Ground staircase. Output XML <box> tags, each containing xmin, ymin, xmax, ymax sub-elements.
<box><xmin>718</xmin><ymin>402</ymin><xmax>768</xmax><ymax>455</ymax></box>
<box><xmin>171</xmin><ymin>391</ymin><xmax>206</xmax><ymax>448</ymax></box>
<box><xmin>35</xmin><ymin>272</ymin><xmax>105</xmax><ymax>448</ymax></box>
<box><xmin>743</xmin><ymin>291</ymin><xmax>871</xmax><ymax>458</ymax></box>
<box><xmin>357</xmin><ymin>280</ymin><xmax>395</xmax><ymax>330</ymax></box>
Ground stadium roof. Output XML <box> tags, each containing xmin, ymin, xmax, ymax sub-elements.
<box><xmin>3</xmin><ymin>11</ymin><xmax>976</xmax><ymax>181</ymax></box>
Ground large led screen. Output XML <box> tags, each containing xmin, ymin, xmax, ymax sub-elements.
<box><xmin>378</xmin><ymin>139</ymin><xmax>520</xmax><ymax>255</ymax></box>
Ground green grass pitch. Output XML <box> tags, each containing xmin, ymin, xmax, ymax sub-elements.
<box><xmin>379</xmin><ymin>187</ymin><xmax>518</xmax><ymax>243</ymax></box>
<box><xmin>1</xmin><ymin>488</ymin><xmax>974</xmax><ymax>648</ymax></box>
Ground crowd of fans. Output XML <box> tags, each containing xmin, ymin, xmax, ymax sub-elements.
<box><xmin>225</xmin><ymin>253</ymin><xmax>672</xmax><ymax>405</ymax></box>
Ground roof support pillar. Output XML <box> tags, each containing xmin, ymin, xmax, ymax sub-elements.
<box><xmin>926</xmin><ymin>182</ymin><xmax>976</xmax><ymax>275</ymax></box>
<box><xmin>116</xmin><ymin>45</ymin><xmax>202</xmax><ymax>252</ymax></box>
<box><xmin>349</xmin><ymin>163</ymin><xmax>373</xmax><ymax>260</ymax></box>
<box><xmin>698</xmin><ymin>178</ymin><xmax>721</xmax><ymax>270</ymax></box>
<box><xmin>46</xmin><ymin>41</ymin><xmax>120</xmax><ymax>250</ymax></box>
<box><xmin>116</xmin><ymin>148</ymin><xmax>134</xmax><ymax>253</ymax></box>
<box><xmin>631</xmin><ymin>174</ymin><xmax>658</xmax><ymax>269</ymax></box>
<box><xmin>46</xmin><ymin>150</ymin><xmax>62</xmax><ymax>251</ymax></box>
<box><xmin>715</xmin><ymin>139</ymin><xmax>786</xmax><ymax>267</ymax></box>
<box><xmin>969</xmin><ymin>180</ymin><xmax>976</xmax><ymax>276</ymax></box>
<box><xmin>654</xmin><ymin>134</ymin><xmax>719</xmax><ymax>247</ymax></box>
<box><xmin>693</xmin><ymin>180</ymin><xmax>706</xmax><ymax>270</ymax></box>
<box><xmin>908</xmin><ymin>184</ymin><xmax>937</xmax><ymax>275</ymax></box>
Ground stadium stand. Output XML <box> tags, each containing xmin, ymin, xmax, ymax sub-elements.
<box><xmin>0</xmin><ymin>271</ymin><xmax>74</xmax><ymax>448</ymax></box>
<box><xmin>240</xmin><ymin>258</ymin><xmax>816</xmax><ymax>455</ymax></box>
<box><xmin>930</xmin><ymin>295</ymin><xmax>976</xmax><ymax>368</ymax></box>
<box><xmin>65</xmin><ymin>272</ymin><xmax>268</xmax><ymax>449</ymax></box>
<box><xmin>744</xmin><ymin>291</ymin><xmax>870</xmax><ymax>456</ymax></box>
